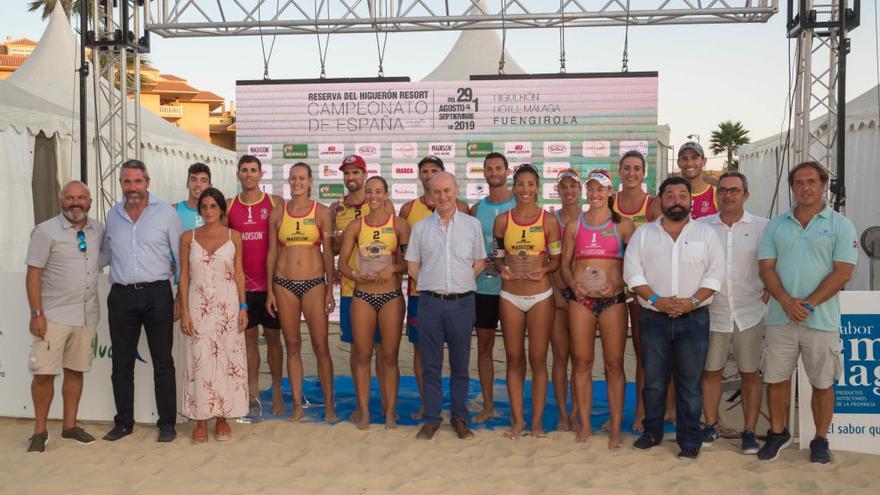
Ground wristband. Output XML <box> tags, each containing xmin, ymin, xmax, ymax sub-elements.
<box><xmin>240</xmin><ymin>303</ymin><xmax>249</xmax><ymax>310</ymax></box>
<box><xmin>648</xmin><ymin>294</ymin><xmax>660</xmax><ymax>306</ymax></box>
<box><xmin>803</xmin><ymin>303</ymin><xmax>815</xmax><ymax>313</ymax></box>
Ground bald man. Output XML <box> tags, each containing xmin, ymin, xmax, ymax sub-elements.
<box><xmin>25</xmin><ymin>181</ymin><xmax>104</xmax><ymax>452</ymax></box>
<box><xmin>405</xmin><ymin>172</ymin><xmax>486</xmax><ymax>440</ymax></box>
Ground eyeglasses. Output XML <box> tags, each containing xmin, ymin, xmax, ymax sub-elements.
<box><xmin>717</xmin><ymin>187</ymin><xmax>744</xmax><ymax>196</ymax></box>
<box><xmin>76</xmin><ymin>230</ymin><xmax>86</xmax><ymax>252</ymax></box>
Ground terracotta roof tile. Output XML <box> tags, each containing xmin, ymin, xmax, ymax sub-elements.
<box><xmin>6</xmin><ymin>38</ymin><xmax>38</xmax><ymax>46</ymax></box>
<box><xmin>192</xmin><ymin>91</ymin><xmax>224</xmax><ymax>102</ymax></box>
<box><xmin>0</xmin><ymin>54</ymin><xmax>27</xmax><ymax>69</ymax></box>
<box><xmin>152</xmin><ymin>80</ymin><xmax>199</xmax><ymax>94</ymax></box>
<box><xmin>159</xmin><ymin>73</ymin><xmax>186</xmax><ymax>81</ymax></box>
<box><xmin>210</xmin><ymin>124</ymin><xmax>234</xmax><ymax>134</ymax></box>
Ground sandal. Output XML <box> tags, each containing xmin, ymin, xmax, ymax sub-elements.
<box><xmin>191</xmin><ymin>424</ymin><xmax>208</xmax><ymax>444</ymax></box>
<box><xmin>214</xmin><ymin>418</ymin><xmax>231</xmax><ymax>441</ymax></box>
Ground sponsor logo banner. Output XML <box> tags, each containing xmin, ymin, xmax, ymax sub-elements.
<box><xmin>391</xmin><ymin>183</ymin><xmax>418</xmax><ymax>200</ymax></box>
<box><xmin>248</xmin><ymin>144</ymin><xmax>272</xmax><ymax>160</ymax></box>
<box><xmin>542</xmin><ymin>162</ymin><xmax>570</xmax><ymax>179</ymax></box>
<box><xmin>261</xmin><ymin>164</ymin><xmax>273</xmax><ymax>179</ymax></box>
<box><xmin>392</xmin><ymin>164</ymin><xmax>418</xmax><ymax>180</ymax></box>
<box><xmin>835</xmin><ymin>314</ymin><xmax>880</xmax><ymax>414</ymax></box>
<box><xmin>429</xmin><ymin>142</ymin><xmax>456</xmax><ymax>158</ymax></box>
<box><xmin>542</xmin><ymin>183</ymin><xmax>560</xmax><ymax>200</ymax></box>
<box><xmin>355</xmin><ymin>143</ymin><xmax>381</xmax><ymax>159</ymax></box>
<box><xmin>505</xmin><ymin>141</ymin><xmax>533</xmax><ymax>158</ymax></box>
<box><xmin>392</xmin><ymin>142</ymin><xmax>418</xmax><ymax>160</ymax></box>
<box><xmin>466</xmin><ymin>183</ymin><xmax>490</xmax><ymax>200</ymax></box>
<box><xmin>318</xmin><ymin>183</ymin><xmax>345</xmax><ymax>200</ymax></box>
<box><xmin>466</xmin><ymin>162</ymin><xmax>484</xmax><ymax>179</ymax></box>
<box><xmin>619</xmin><ymin>140</ymin><xmax>649</xmax><ymax>157</ymax></box>
<box><xmin>283</xmin><ymin>143</ymin><xmax>308</xmax><ymax>159</ymax></box>
<box><xmin>319</xmin><ymin>163</ymin><xmax>342</xmax><ymax>180</ymax></box>
<box><xmin>319</xmin><ymin>143</ymin><xmax>344</xmax><ymax>160</ymax></box>
<box><xmin>544</xmin><ymin>203</ymin><xmax>562</xmax><ymax>213</ymax></box>
<box><xmin>466</xmin><ymin>142</ymin><xmax>493</xmax><ymax>158</ymax></box>
<box><xmin>366</xmin><ymin>163</ymin><xmax>382</xmax><ymax>176</ymax></box>
<box><xmin>582</xmin><ymin>141</ymin><xmax>611</xmax><ymax>158</ymax></box>
<box><xmin>543</xmin><ymin>141</ymin><xmax>571</xmax><ymax>158</ymax></box>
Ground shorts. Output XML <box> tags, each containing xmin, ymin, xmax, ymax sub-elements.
<box><xmin>762</xmin><ymin>323</ymin><xmax>843</xmax><ymax>389</ymax></box>
<box><xmin>704</xmin><ymin>323</ymin><xmax>764</xmax><ymax>373</ymax></box>
<box><xmin>29</xmin><ymin>320</ymin><xmax>97</xmax><ymax>375</ymax></box>
<box><xmin>474</xmin><ymin>293</ymin><xmax>501</xmax><ymax>330</ymax></box>
<box><xmin>245</xmin><ymin>291</ymin><xmax>280</xmax><ymax>330</ymax></box>
<box><xmin>340</xmin><ymin>296</ymin><xmax>381</xmax><ymax>344</ymax></box>
<box><xmin>406</xmin><ymin>295</ymin><xmax>419</xmax><ymax>344</ymax></box>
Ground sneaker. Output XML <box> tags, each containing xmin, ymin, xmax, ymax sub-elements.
<box><xmin>741</xmin><ymin>430</ymin><xmax>760</xmax><ymax>455</ymax></box>
<box><xmin>633</xmin><ymin>434</ymin><xmax>661</xmax><ymax>450</ymax></box>
<box><xmin>102</xmin><ymin>424</ymin><xmax>133</xmax><ymax>442</ymax></box>
<box><xmin>701</xmin><ymin>423</ymin><xmax>720</xmax><ymax>446</ymax></box>
<box><xmin>757</xmin><ymin>429</ymin><xmax>792</xmax><ymax>461</ymax></box>
<box><xmin>27</xmin><ymin>432</ymin><xmax>48</xmax><ymax>453</ymax></box>
<box><xmin>61</xmin><ymin>426</ymin><xmax>96</xmax><ymax>445</ymax></box>
<box><xmin>809</xmin><ymin>437</ymin><xmax>832</xmax><ymax>464</ymax></box>
<box><xmin>678</xmin><ymin>446</ymin><xmax>700</xmax><ymax>459</ymax></box>
<box><xmin>157</xmin><ymin>428</ymin><xmax>177</xmax><ymax>443</ymax></box>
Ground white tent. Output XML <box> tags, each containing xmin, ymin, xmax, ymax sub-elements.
<box><xmin>0</xmin><ymin>8</ymin><xmax>237</xmax><ymax>271</ymax></box>
<box><xmin>738</xmin><ymin>85</ymin><xmax>880</xmax><ymax>290</ymax></box>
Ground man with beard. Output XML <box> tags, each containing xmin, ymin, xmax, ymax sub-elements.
<box><xmin>677</xmin><ymin>141</ymin><xmax>717</xmax><ymax>219</ymax></box>
<box><xmin>469</xmin><ymin>152</ymin><xmax>515</xmax><ymax>423</ymax></box>
<box><xmin>25</xmin><ymin>181</ymin><xmax>104</xmax><ymax>452</ymax></box>
<box><xmin>624</xmin><ymin>176</ymin><xmax>725</xmax><ymax>459</ymax></box>
<box><xmin>100</xmin><ymin>160</ymin><xmax>184</xmax><ymax>443</ymax></box>
<box><xmin>174</xmin><ymin>162</ymin><xmax>212</xmax><ymax>230</ymax></box>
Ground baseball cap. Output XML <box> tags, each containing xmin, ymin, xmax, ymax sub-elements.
<box><xmin>417</xmin><ymin>155</ymin><xmax>445</xmax><ymax>170</ymax></box>
<box><xmin>586</xmin><ymin>169</ymin><xmax>613</xmax><ymax>188</ymax></box>
<box><xmin>556</xmin><ymin>168</ymin><xmax>581</xmax><ymax>183</ymax></box>
<box><xmin>339</xmin><ymin>154</ymin><xmax>367</xmax><ymax>171</ymax></box>
<box><xmin>678</xmin><ymin>141</ymin><xmax>705</xmax><ymax>157</ymax></box>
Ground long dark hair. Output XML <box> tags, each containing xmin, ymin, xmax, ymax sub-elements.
<box><xmin>366</xmin><ymin>175</ymin><xmax>389</xmax><ymax>192</ymax></box>
<box><xmin>198</xmin><ymin>187</ymin><xmax>227</xmax><ymax>218</ymax></box>
<box><xmin>512</xmin><ymin>163</ymin><xmax>540</xmax><ymax>185</ymax></box>
<box><xmin>589</xmin><ymin>169</ymin><xmax>621</xmax><ymax>224</ymax></box>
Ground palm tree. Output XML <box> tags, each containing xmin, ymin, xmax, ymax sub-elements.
<box><xmin>710</xmin><ymin>121</ymin><xmax>751</xmax><ymax>170</ymax></box>
<box><xmin>27</xmin><ymin>1</ymin><xmax>84</xmax><ymax>20</ymax></box>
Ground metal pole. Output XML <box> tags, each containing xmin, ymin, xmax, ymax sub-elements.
<box><xmin>834</xmin><ymin>2</ymin><xmax>849</xmax><ymax>213</ymax></box>
<box><xmin>79</xmin><ymin>1</ymin><xmax>89</xmax><ymax>184</ymax></box>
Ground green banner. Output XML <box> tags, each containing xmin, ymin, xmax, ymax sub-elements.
<box><xmin>283</xmin><ymin>144</ymin><xmax>308</xmax><ymax>159</ymax></box>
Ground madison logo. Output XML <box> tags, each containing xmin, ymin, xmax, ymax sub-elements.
<box><xmin>467</xmin><ymin>142</ymin><xmax>493</xmax><ymax>157</ymax></box>
<box><xmin>247</xmin><ymin>144</ymin><xmax>272</xmax><ymax>159</ymax></box>
<box><xmin>283</xmin><ymin>144</ymin><xmax>308</xmax><ymax>159</ymax></box>
<box><xmin>429</xmin><ymin>143</ymin><xmax>455</xmax><ymax>157</ymax></box>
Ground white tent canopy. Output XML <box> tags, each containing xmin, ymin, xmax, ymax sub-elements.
<box><xmin>0</xmin><ymin>8</ymin><xmax>237</xmax><ymax>271</ymax></box>
<box><xmin>738</xmin><ymin>85</ymin><xmax>880</xmax><ymax>290</ymax></box>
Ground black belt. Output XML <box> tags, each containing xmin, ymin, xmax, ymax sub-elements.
<box><xmin>113</xmin><ymin>280</ymin><xmax>167</xmax><ymax>290</ymax></box>
<box><xmin>421</xmin><ymin>291</ymin><xmax>473</xmax><ymax>301</ymax></box>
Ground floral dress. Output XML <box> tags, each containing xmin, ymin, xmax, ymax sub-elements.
<box><xmin>182</xmin><ymin>230</ymin><xmax>248</xmax><ymax>420</ymax></box>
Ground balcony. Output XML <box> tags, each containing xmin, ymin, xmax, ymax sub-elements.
<box><xmin>159</xmin><ymin>104</ymin><xmax>183</xmax><ymax>119</ymax></box>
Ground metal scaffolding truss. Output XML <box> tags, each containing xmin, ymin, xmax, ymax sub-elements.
<box><xmin>145</xmin><ymin>0</ymin><xmax>779</xmax><ymax>38</ymax></box>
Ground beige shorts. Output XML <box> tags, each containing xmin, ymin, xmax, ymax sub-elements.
<box><xmin>761</xmin><ymin>323</ymin><xmax>843</xmax><ymax>389</ymax></box>
<box><xmin>29</xmin><ymin>320</ymin><xmax>97</xmax><ymax>375</ymax></box>
<box><xmin>704</xmin><ymin>323</ymin><xmax>764</xmax><ymax>373</ymax></box>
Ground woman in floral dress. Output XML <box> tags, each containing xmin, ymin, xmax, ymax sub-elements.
<box><xmin>179</xmin><ymin>187</ymin><xmax>249</xmax><ymax>442</ymax></box>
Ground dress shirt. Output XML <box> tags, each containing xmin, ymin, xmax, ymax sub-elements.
<box><xmin>624</xmin><ymin>217</ymin><xmax>726</xmax><ymax>310</ymax></box>
<box><xmin>699</xmin><ymin>211</ymin><xmax>768</xmax><ymax>332</ymax></box>
<box><xmin>405</xmin><ymin>210</ymin><xmax>486</xmax><ymax>294</ymax></box>
<box><xmin>100</xmin><ymin>192</ymin><xmax>183</xmax><ymax>285</ymax></box>
<box><xmin>25</xmin><ymin>214</ymin><xmax>104</xmax><ymax>326</ymax></box>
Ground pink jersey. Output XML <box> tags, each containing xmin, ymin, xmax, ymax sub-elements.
<box><xmin>228</xmin><ymin>193</ymin><xmax>275</xmax><ymax>292</ymax></box>
<box><xmin>690</xmin><ymin>184</ymin><xmax>718</xmax><ymax>219</ymax></box>
<box><xmin>574</xmin><ymin>214</ymin><xmax>624</xmax><ymax>260</ymax></box>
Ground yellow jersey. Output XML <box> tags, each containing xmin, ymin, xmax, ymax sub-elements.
<box><xmin>504</xmin><ymin>209</ymin><xmax>547</xmax><ymax>256</ymax></box>
<box><xmin>613</xmin><ymin>194</ymin><xmax>653</xmax><ymax>229</ymax></box>
<box><xmin>278</xmin><ymin>201</ymin><xmax>321</xmax><ymax>247</ymax></box>
<box><xmin>335</xmin><ymin>196</ymin><xmax>369</xmax><ymax>297</ymax></box>
<box><xmin>357</xmin><ymin>214</ymin><xmax>399</xmax><ymax>259</ymax></box>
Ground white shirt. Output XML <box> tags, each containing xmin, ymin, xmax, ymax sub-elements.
<box><xmin>699</xmin><ymin>211</ymin><xmax>768</xmax><ymax>332</ymax></box>
<box><xmin>405</xmin><ymin>210</ymin><xmax>487</xmax><ymax>294</ymax></box>
<box><xmin>624</xmin><ymin>218</ymin><xmax>726</xmax><ymax>310</ymax></box>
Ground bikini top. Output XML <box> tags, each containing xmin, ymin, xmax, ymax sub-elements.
<box><xmin>574</xmin><ymin>213</ymin><xmax>624</xmax><ymax>260</ymax></box>
<box><xmin>278</xmin><ymin>201</ymin><xmax>322</xmax><ymax>247</ymax></box>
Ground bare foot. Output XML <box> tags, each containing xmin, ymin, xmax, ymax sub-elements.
<box><xmin>503</xmin><ymin>421</ymin><xmax>526</xmax><ymax>439</ymax></box>
<box><xmin>410</xmin><ymin>406</ymin><xmax>424</xmax><ymax>420</ymax></box>
<box><xmin>384</xmin><ymin>416</ymin><xmax>398</xmax><ymax>430</ymax></box>
<box><xmin>355</xmin><ymin>415</ymin><xmax>369</xmax><ymax>430</ymax></box>
<box><xmin>530</xmin><ymin>427</ymin><xmax>547</xmax><ymax>439</ymax></box>
<box><xmin>473</xmin><ymin>407</ymin><xmax>496</xmax><ymax>424</ymax></box>
<box><xmin>349</xmin><ymin>409</ymin><xmax>362</xmax><ymax>423</ymax></box>
<box><xmin>631</xmin><ymin>415</ymin><xmax>644</xmax><ymax>433</ymax></box>
<box><xmin>324</xmin><ymin>408</ymin><xmax>338</xmax><ymax>423</ymax></box>
<box><xmin>272</xmin><ymin>395</ymin><xmax>285</xmax><ymax>416</ymax></box>
<box><xmin>575</xmin><ymin>426</ymin><xmax>592</xmax><ymax>443</ymax></box>
<box><xmin>556</xmin><ymin>414</ymin><xmax>571</xmax><ymax>432</ymax></box>
<box><xmin>600</xmin><ymin>419</ymin><xmax>611</xmax><ymax>432</ymax></box>
<box><xmin>608</xmin><ymin>430</ymin><xmax>623</xmax><ymax>450</ymax></box>
<box><xmin>287</xmin><ymin>406</ymin><xmax>304</xmax><ymax>422</ymax></box>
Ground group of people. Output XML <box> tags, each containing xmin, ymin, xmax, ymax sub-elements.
<box><xmin>25</xmin><ymin>141</ymin><xmax>858</xmax><ymax>465</ymax></box>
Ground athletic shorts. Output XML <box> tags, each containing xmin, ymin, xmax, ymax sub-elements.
<box><xmin>474</xmin><ymin>293</ymin><xmax>501</xmax><ymax>331</ymax></box>
<box><xmin>340</xmin><ymin>296</ymin><xmax>381</xmax><ymax>344</ymax></box>
<box><xmin>246</xmin><ymin>291</ymin><xmax>280</xmax><ymax>330</ymax></box>
<box><xmin>762</xmin><ymin>323</ymin><xmax>843</xmax><ymax>389</ymax></box>
<box><xmin>406</xmin><ymin>295</ymin><xmax>419</xmax><ymax>344</ymax></box>
<box><xmin>29</xmin><ymin>320</ymin><xmax>96</xmax><ymax>375</ymax></box>
<box><xmin>704</xmin><ymin>323</ymin><xmax>764</xmax><ymax>373</ymax></box>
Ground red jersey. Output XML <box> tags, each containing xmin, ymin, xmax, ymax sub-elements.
<box><xmin>228</xmin><ymin>193</ymin><xmax>276</xmax><ymax>292</ymax></box>
<box><xmin>690</xmin><ymin>184</ymin><xmax>718</xmax><ymax>219</ymax></box>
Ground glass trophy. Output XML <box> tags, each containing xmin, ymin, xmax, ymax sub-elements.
<box><xmin>506</xmin><ymin>252</ymin><xmax>536</xmax><ymax>279</ymax></box>
<box><xmin>578</xmin><ymin>266</ymin><xmax>608</xmax><ymax>292</ymax></box>
<box><xmin>237</xmin><ymin>395</ymin><xmax>263</xmax><ymax>423</ymax></box>
<box><xmin>357</xmin><ymin>251</ymin><xmax>393</xmax><ymax>280</ymax></box>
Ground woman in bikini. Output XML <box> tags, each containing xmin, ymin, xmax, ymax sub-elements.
<box><xmin>266</xmin><ymin>162</ymin><xmax>337</xmax><ymax>422</ymax></box>
<box><xmin>494</xmin><ymin>164</ymin><xmax>561</xmax><ymax>438</ymax></box>
<box><xmin>560</xmin><ymin>169</ymin><xmax>635</xmax><ymax>449</ymax></box>
<box><xmin>337</xmin><ymin>176</ymin><xmax>410</xmax><ymax>430</ymax></box>
<box><xmin>612</xmin><ymin>150</ymin><xmax>660</xmax><ymax>431</ymax></box>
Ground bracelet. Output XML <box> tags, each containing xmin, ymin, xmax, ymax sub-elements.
<box><xmin>239</xmin><ymin>302</ymin><xmax>249</xmax><ymax>310</ymax></box>
<box><xmin>648</xmin><ymin>294</ymin><xmax>660</xmax><ymax>305</ymax></box>
<box><xmin>803</xmin><ymin>303</ymin><xmax>815</xmax><ymax>313</ymax></box>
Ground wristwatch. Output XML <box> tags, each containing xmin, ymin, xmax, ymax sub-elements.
<box><xmin>690</xmin><ymin>297</ymin><xmax>700</xmax><ymax>309</ymax></box>
<box><xmin>30</xmin><ymin>309</ymin><xmax>43</xmax><ymax>318</ymax></box>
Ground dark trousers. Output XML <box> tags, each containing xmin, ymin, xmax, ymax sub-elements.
<box><xmin>107</xmin><ymin>281</ymin><xmax>177</xmax><ymax>429</ymax></box>
<box><xmin>639</xmin><ymin>307</ymin><xmax>709</xmax><ymax>450</ymax></box>
<box><xmin>417</xmin><ymin>293</ymin><xmax>475</xmax><ymax>425</ymax></box>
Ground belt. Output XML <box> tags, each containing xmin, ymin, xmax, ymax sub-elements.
<box><xmin>113</xmin><ymin>280</ymin><xmax>167</xmax><ymax>290</ymax></box>
<box><xmin>421</xmin><ymin>291</ymin><xmax>474</xmax><ymax>301</ymax></box>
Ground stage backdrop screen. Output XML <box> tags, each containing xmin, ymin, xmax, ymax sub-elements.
<box><xmin>236</xmin><ymin>73</ymin><xmax>659</xmax><ymax>209</ymax></box>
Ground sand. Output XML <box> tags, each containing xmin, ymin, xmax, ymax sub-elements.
<box><xmin>3</xmin><ymin>323</ymin><xmax>879</xmax><ymax>494</ymax></box>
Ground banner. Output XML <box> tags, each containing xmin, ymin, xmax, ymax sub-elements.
<box><xmin>236</xmin><ymin>73</ymin><xmax>659</xmax><ymax>203</ymax></box>
<box><xmin>799</xmin><ymin>291</ymin><xmax>880</xmax><ymax>454</ymax></box>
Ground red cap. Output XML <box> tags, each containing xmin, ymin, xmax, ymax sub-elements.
<box><xmin>339</xmin><ymin>154</ymin><xmax>367</xmax><ymax>171</ymax></box>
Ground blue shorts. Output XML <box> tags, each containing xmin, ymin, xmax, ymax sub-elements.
<box><xmin>339</xmin><ymin>296</ymin><xmax>381</xmax><ymax>344</ymax></box>
<box><xmin>406</xmin><ymin>295</ymin><xmax>419</xmax><ymax>344</ymax></box>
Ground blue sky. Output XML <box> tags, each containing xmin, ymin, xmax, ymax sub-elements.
<box><xmin>4</xmin><ymin>1</ymin><xmax>879</xmax><ymax>169</ymax></box>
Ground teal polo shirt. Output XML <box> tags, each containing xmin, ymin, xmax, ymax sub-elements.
<box><xmin>758</xmin><ymin>205</ymin><xmax>858</xmax><ymax>332</ymax></box>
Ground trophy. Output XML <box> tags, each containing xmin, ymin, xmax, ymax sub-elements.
<box><xmin>578</xmin><ymin>266</ymin><xmax>608</xmax><ymax>292</ymax></box>
<box><xmin>506</xmin><ymin>251</ymin><xmax>534</xmax><ymax>279</ymax></box>
<box><xmin>357</xmin><ymin>243</ymin><xmax>392</xmax><ymax>280</ymax></box>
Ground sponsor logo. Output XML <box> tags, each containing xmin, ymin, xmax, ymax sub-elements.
<box><xmin>319</xmin><ymin>183</ymin><xmax>345</xmax><ymax>200</ymax></box>
<box><xmin>261</xmin><ymin>165</ymin><xmax>273</xmax><ymax>179</ymax></box>
<box><xmin>582</xmin><ymin>141</ymin><xmax>611</xmax><ymax>158</ymax></box>
<box><xmin>543</xmin><ymin>183</ymin><xmax>559</xmax><ymax>200</ymax></box>
<box><xmin>392</xmin><ymin>164</ymin><xmax>418</xmax><ymax>180</ymax></box>
<box><xmin>259</xmin><ymin>183</ymin><xmax>273</xmax><ymax>195</ymax></box>
<box><xmin>392</xmin><ymin>142</ymin><xmax>418</xmax><ymax>160</ymax></box>
<box><xmin>429</xmin><ymin>142</ymin><xmax>456</xmax><ymax>158</ymax></box>
<box><xmin>247</xmin><ymin>144</ymin><xmax>272</xmax><ymax>159</ymax></box>
<box><xmin>381</xmin><ymin>227</ymin><xmax>394</xmax><ymax>234</ymax></box>
<box><xmin>505</xmin><ymin>141</ymin><xmax>533</xmax><ymax>158</ymax></box>
<box><xmin>466</xmin><ymin>183</ymin><xmax>490</xmax><ymax>200</ymax></box>
<box><xmin>391</xmin><ymin>183</ymin><xmax>418</xmax><ymax>200</ymax></box>
<box><xmin>543</xmin><ymin>141</ymin><xmax>571</xmax><ymax>158</ymax></box>
<box><xmin>319</xmin><ymin>143</ymin><xmax>344</xmax><ymax>160</ymax></box>
<box><xmin>356</xmin><ymin>143</ymin><xmax>381</xmax><ymax>159</ymax></box>
<box><xmin>283</xmin><ymin>143</ymin><xmax>308</xmax><ymax>159</ymax></box>
<box><xmin>619</xmin><ymin>140</ymin><xmax>650</xmax><ymax>157</ymax></box>
<box><xmin>366</xmin><ymin>163</ymin><xmax>382</xmax><ymax>176</ymax></box>
<box><xmin>542</xmin><ymin>162</ymin><xmax>570</xmax><ymax>179</ymax></box>
<box><xmin>241</xmin><ymin>231</ymin><xmax>265</xmax><ymax>241</ymax></box>
<box><xmin>260</xmin><ymin>207</ymin><xmax>270</xmax><ymax>221</ymax></box>
<box><xmin>320</xmin><ymin>164</ymin><xmax>342</xmax><ymax>180</ymax></box>
<box><xmin>466</xmin><ymin>162</ymin><xmax>485</xmax><ymax>179</ymax></box>
<box><xmin>467</xmin><ymin>142</ymin><xmax>493</xmax><ymax>157</ymax></box>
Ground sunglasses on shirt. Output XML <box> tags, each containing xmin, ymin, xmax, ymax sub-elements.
<box><xmin>77</xmin><ymin>230</ymin><xmax>86</xmax><ymax>252</ymax></box>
